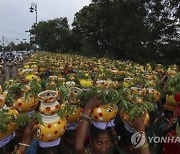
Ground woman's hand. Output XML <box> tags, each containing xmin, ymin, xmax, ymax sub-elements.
<box><xmin>131</xmin><ymin>115</ymin><xmax>145</xmax><ymax>131</ymax></box>
<box><xmin>84</xmin><ymin>96</ymin><xmax>101</xmax><ymax>113</ymax></box>
<box><xmin>17</xmin><ymin>119</ymin><xmax>37</xmax><ymax>153</ymax></box>
<box><xmin>21</xmin><ymin>119</ymin><xmax>37</xmax><ymax>144</ymax></box>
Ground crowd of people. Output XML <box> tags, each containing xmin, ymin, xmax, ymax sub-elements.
<box><xmin>0</xmin><ymin>52</ymin><xmax>31</xmax><ymax>84</ymax></box>
<box><xmin>9</xmin><ymin>92</ymin><xmax>180</xmax><ymax>154</ymax></box>
<box><xmin>0</xmin><ymin>53</ymin><xmax>179</xmax><ymax>154</ymax></box>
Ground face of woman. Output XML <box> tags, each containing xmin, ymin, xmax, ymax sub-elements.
<box><xmin>92</xmin><ymin>133</ymin><xmax>111</xmax><ymax>154</ymax></box>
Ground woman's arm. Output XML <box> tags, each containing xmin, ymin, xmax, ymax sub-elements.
<box><xmin>131</xmin><ymin>116</ymin><xmax>150</xmax><ymax>154</ymax></box>
<box><xmin>74</xmin><ymin>96</ymin><xmax>100</xmax><ymax>154</ymax></box>
<box><xmin>16</xmin><ymin>120</ymin><xmax>37</xmax><ymax>154</ymax></box>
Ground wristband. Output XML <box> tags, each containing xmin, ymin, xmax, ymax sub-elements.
<box><xmin>139</xmin><ymin>143</ymin><xmax>149</xmax><ymax>150</ymax></box>
<box><xmin>79</xmin><ymin>119</ymin><xmax>90</xmax><ymax>125</ymax></box>
<box><xmin>79</xmin><ymin>114</ymin><xmax>92</xmax><ymax>125</ymax></box>
<box><xmin>19</xmin><ymin>143</ymin><xmax>30</xmax><ymax>147</ymax></box>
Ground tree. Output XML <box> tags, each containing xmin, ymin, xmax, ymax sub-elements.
<box><xmin>72</xmin><ymin>0</ymin><xmax>179</xmax><ymax>64</ymax></box>
<box><xmin>30</xmin><ymin>17</ymin><xmax>71</xmax><ymax>52</ymax></box>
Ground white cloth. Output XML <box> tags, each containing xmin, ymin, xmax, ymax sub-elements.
<box><xmin>124</xmin><ymin>121</ymin><xmax>136</xmax><ymax>133</ymax></box>
<box><xmin>0</xmin><ymin>132</ymin><xmax>15</xmax><ymax>148</ymax></box>
<box><xmin>38</xmin><ymin>137</ymin><xmax>61</xmax><ymax>148</ymax></box>
<box><xmin>93</xmin><ymin>119</ymin><xmax>115</xmax><ymax>130</ymax></box>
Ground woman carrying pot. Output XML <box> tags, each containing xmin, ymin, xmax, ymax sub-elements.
<box><xmin>74</xmin><ymin>96</ymin><xmax>150</xmax><ymax>154</ymax></box>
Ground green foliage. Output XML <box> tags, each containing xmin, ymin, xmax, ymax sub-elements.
<box><xmin>58</xmin><ymin>85</ymin><xmax>69</xmax><ymax>101</ymax></box>
<box><xmin>3</xmin><ymin>80</ymin><xmax>25</xmax><ymax>105</ymax></box>
<box><xmin>28</xmin><ymin>0</ymin><xmax>180</xmax><ymax>64</ymax></box>
<box><xmin>33</xmin><ymin>112</ymin><xmax>43</xmax><ymax>125</ymax></box>
<box><xmin>15</xmin><ymin>113</ymin><xmax>30</xmax><ymax>127</ymax></box>
<box><xmin>163</xmin><ymin>72</ymin><xmax>180</xmax><ymax>95</ymax></box>
<box><xmin>31</xmin><ymin>17</ymin><xmax>71</xmax><ymax>52</ymax></box>
<box><xmin>118</xmin><ymin>99</ymin><xmax>155</xmax><ymax>121</ymax></box>
<box><xmin>78</xmin><ymin>87</ymin><xmax>121</xmax><ymax>106</ymax></box>
<box><xmin>0</xmin><ymin>110</ymin><xmax>14</xmax><ymax>132</ymax></box>
<box><xmin>176</xmin><ymin>122</ymin><xmax>180</xmax><ymax>137</ymax></box>
<box><xmin>25</xmin><ymin>79</ymin><xmax>42</xmax><ymax>99</ymax></box>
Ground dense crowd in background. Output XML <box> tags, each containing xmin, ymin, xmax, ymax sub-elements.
<box><xmin>0</xmin><ymin>52</ymin><xmax>179</xmax><ymax>154</ymax></box>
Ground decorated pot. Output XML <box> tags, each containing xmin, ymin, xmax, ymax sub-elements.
<box><xmin>112</xmin><ymin>81</ymin><xmax>120</xmax><ymax>89</ymax></box>
<box><xmin>13</xmin><ymin>95</ymin><xmax>39</xmax><ymax>112</ymax></box>
<box><xmin>0</xmin><ymin>106</ymin><xmax>19</xmax><ymax>139</ymax></box>
<box><xmin>38</xmin><ymin>90</ymin><xmax>59</xmax><ymax>103</ymax></box>
<box><xmin>165</xmin><ymin>95</ymin><xmax>177</xmax><ymax>106</ymax></box>
<box><xmin>123</xmin><ymin>77</ymin><xmax>134</xmax><ymax>88</ymax></box>
<box><xmin>79</xmin><ymin>79</ymin><xmax>93</xmax><ymax>88</ymax></box>
<box><xmin>22</xmin><ymin>68</ymin><xmax>34</xmax><ymax>75</ymax></box>
<box><xmin>91</xmin><ymin>104</ymin><xmax>118</xmax><ymax>122</ymax></box>
<box><xmin>0</xmin><ymin>95</ymin><xmax>5</xmax><ymax>108</ymax></box>
<box><xmin>146</xmin><ymin>87</ymin><xmax>161</xmax><ymax>101</ymax></box>
<box><xmin>49</xmin><ymin>76</ymin><xmax>58</xmax><ymax>81</ymax></box>
<box><xmin>0</xmin><ymin>85</ymin><xmax>2</xmax><ymax>93</ymax></box>
<box><xmin>96</xmin><ymin>80</ymin><xmax>112</xmax><ymax>88</ymax></box>
<box><xmin>130</xmin><ymin>87</ymin><xmax>145</xmax><ymax>95</ymax></box>
<box><xmin>35</xmin><ymin>114</ymin><xmax>67</xmax><ymax>142</ymax></box>
<box><xmin>39</xmin><ymin>100</ymin><xmax>60</xmax><ymax>115</ymax></box>
<box><xmin>21</xmin><ymin>85</ymin><xmax>31</xmax><ymax>93</ymax></box>
<box><xmin>62</xmin><ymin>104</ymin><xmax>83</xmax><ymax>122</ymax></box>
<box><xmin>120</xmin><ymin>111</ymin><xmax>150</xmax><ymax>127</ymax></box>
<box><xmin>65</xmin><ymin>81</ymin><xmax>76</xmax><ymax>87</ymax></box>
<box><xmin>24</xmin><ymin>65</ymin><xmax>30</xmax><ymax>69</ymax></box>
<box><xmin>25</xmin><ymin>74</ymin><xmax>40</xmax><ymax>81</ymax></box>
<box><xmin>69</xmin><ymin>87</ymin><xmax>82</xmax><ymax>104</ymax></box>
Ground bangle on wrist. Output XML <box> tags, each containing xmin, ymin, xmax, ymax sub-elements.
<box><xmin>79</xmin><ymin>114</ymin><xmax>92</xmax><ymax>125</ymax></box>
<box><xmin>19</xmin><ymin>143</ymin><xmax>30</xmax><ymax>147</ymax></box>
<box><xmin>12</xmin><ymin>150</ymin><xmax>24</xmax><ymax>154</ymax></box>
<box><xmin>79</xmin><ymin>119</ymin><xmax>90</xmax><ymax>125</ymax></box>
<box><xmin>139</xmin><ymin>143</ymin><xmax>149</xmax><ymax>150</ymax></box>
<box><xmin>83</xmin><ymin>108</ymin><xmax>92</xmax><ymax>114</ymax></box>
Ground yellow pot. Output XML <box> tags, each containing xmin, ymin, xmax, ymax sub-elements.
<box><xmin>38</xmin><ymin>90</ymin><xmax>59</xmax><ymax>103</ymax></box>
<box><xmin>69</xmin><ymin>87</ymin><xmax>82</xmax><ymax>104</ymax></box>
<box><xmin>146</xmin><ymin>88</ymin><xmax>161</xmax><ymax>101</ymax></box>
<box><xmin>25</xmin><ymin>74</ymin><xmax>39</xmax><ymax>81</ymax></box>
<box><xmin>79</xmin><ymin>79</ymin><xmax>93</xmax><ymax>88</ymax></box>
<box><xmin>13</xmin><ymin>96</ymin><xmax>39</xmax><ymax>112</ymax></box>
<box><xmin>123</xmin><ymin>78</ymin><xmax>134</xmax><ymax>88</ymax></box>
<box><xmin>63</xmin><ymin>104</ymin><xmax>83</xmax><ymax>122</ymax></box>
<box><xmin>35</xmin><ymin>114</ymin><xmax>67</xmax><ymax>142</ymax></box>
<box><xmin>112</xmin><ymin>81</ymin><xmax>120</xmax><ymax>89</ymax></box>
<box><xmin>119</xmin><ymin>111</ymin><xmax>150</xmax><ymax>127</ymax></box>
<box><xmin>96</xmin><ymin>80</ymin><xmax>112</xmax><ymax>88</ymax></box>
<box><xmin>0</xmin><ymin>85</ymin><xmax>2</xmax><ymax>93</ymax></box>
<box><xmin>91</xmin><ymin>104</ymin><xmax>118</xmax><ymax>122</ymax></box>
<box><xmin>65</xmin><ymin>81</ymin><xmax>76</xmax><ymax>87</ymax></box>
<box><xmin>0</xmin><ymin>95</ymin><xmax>5</xmax><ymax>109</ymax></box>
<box><xmin>24</xmin><ymin>65</ymin><xmax>30</xmax><ymax>69</ymax></box>
<box><xmin>165</xmin><ymin>95</ymin><xmax>177</xmax><ymax>106</ymax></box>
<box><xmin>0</xmin><ymin>106</ymin><xmax>19</xmax><ymax>139</ymax></box>
<box><xmin>39</xmin><ymin>100</ymin><xmax>60</xmax><ymax>115</ymax></box>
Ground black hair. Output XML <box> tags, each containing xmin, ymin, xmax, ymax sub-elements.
<box><xmin>90</xmin><ymin>124</ymin><xmax>115</xmax><ymax>143</ymax></box>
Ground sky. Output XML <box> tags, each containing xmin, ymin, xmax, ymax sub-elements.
<box><xmin>0</xmin><ymin>0</ymin><xmax>91</xmax><ymax>45</ymax></box>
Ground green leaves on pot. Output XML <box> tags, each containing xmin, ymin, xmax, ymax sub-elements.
<box><xmin>165</xmin><ymin>72</ymin><xmax>180</xmax><ymax>95</ymax></box>
<box><xmin>25</xmin><ymin>79</ymin><xmax>42</xmax><ymax>99</ymax></box>
<box><xmin>77</xmin><ymin>87</ymin><xmax>121</xmax><ymax>106</ymax></box>
<box><xmin>0</xmin><ymin>110</ymin><xmax>14</xmax><ymax>132</ymax></box>
<box><xmin>176</xmin><ymin>122</ymin><xmax>180</xmax><ymax>137</ymax></box>
<box><xmin>33</xmin><ymin>112</ymin><xmax>43</xmax><ymax>125</ymax></box>
<box><xmin>58</xmin><ymin>85</ymin><xmax>69</xmax><ymax>101</ymax></box>
<box><xmin>15</xmin><ymin>113</ymin><xmax>30</xmax><ymax>127</ymax></box>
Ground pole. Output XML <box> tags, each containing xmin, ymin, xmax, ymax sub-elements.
<box><xmin>30</xmin><ymin>2</ymin><xmax>38</xmax><ymax>52</ymax></box>
<box><xmin>35</xmin><ymin>3</ymin><xmax>37</xmax><ymax>52</ymax></box>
